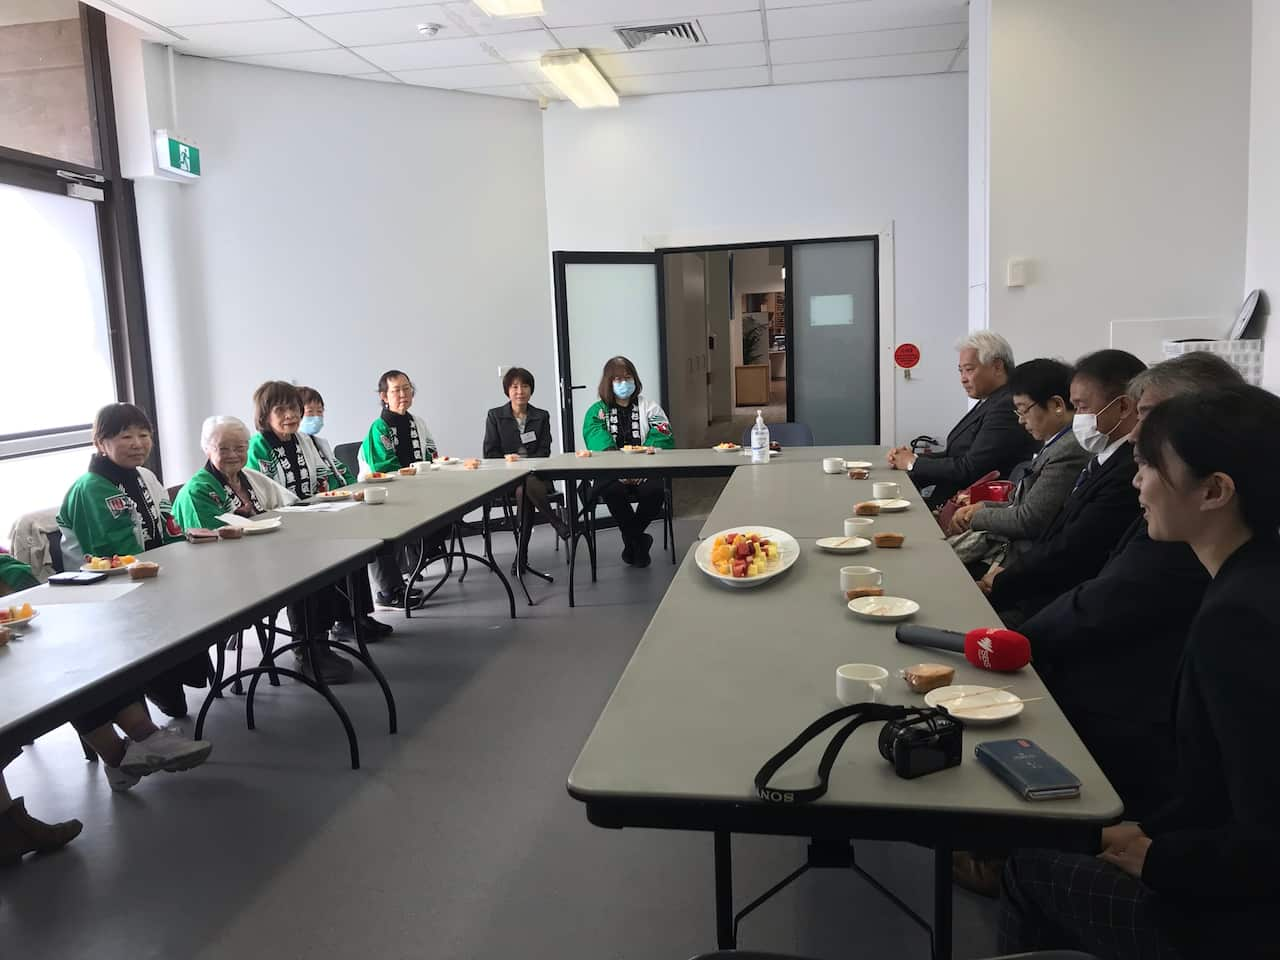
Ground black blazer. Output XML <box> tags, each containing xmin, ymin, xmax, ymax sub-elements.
<box><xmin>910</xmin><ymin>383</ymin><xmax>1037</xmax><ymax>507</ymax></box>
<box><xmin>483</xmin><ymin>403</ymin><xmax>552</xmax><ymax>459</ymax></box>
<box><xmin>989</xmin><ymin>441</ymin><xmax>1140</xmax><ymax>620</ymax></box>
<box><xmin>1139</xmin><ymin>536</ymin><xmax>1280</xmax><ymax>954</ymax></box>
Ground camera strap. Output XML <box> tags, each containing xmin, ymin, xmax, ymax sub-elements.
<box><xmin>754</xmin><ymin>703</ymin><xmax>939</xmax><ymax>804</ymax></box>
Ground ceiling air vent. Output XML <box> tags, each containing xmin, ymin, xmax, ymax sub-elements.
<box><xmin>615</xmin><ymin>21</ymin><xmax>706</xmax><ymax>50</ymax></box>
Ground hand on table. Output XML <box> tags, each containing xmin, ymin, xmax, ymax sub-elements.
<box><xmin>949</xmin><ymin>502</ymin><xmax>983</xmax><ymax>535</ymax></box>
<box><xmin>887</xmin><ymin>447</ymin><xmax>917</xmax><ymax>471</ymax></box>
<box><xmin>1098</xmin><ymin>822</ymin><xmax>1152</xmax><ymax>878</ymax></box>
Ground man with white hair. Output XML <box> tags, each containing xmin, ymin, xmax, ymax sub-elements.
<box><xmin>887</xmin><ymin>331</ymin><xmax>1036</xmax><ymax>508</ymax></box>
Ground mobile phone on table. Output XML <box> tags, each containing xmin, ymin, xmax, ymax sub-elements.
<box><xmin>49</xmin><ymin>571</ymin><xmax>107</xmax><ymax>585</ymax></box>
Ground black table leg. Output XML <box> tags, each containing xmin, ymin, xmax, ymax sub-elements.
<box><xmin>326</xmin><ymin>571</ymin><xmax>398</xmax><ymax>735</ymax></box>
<box><xmin>933</xmin><ymin>844</ymin><xmax>953</xmax><ymax>960</ymax></box>
<box><xmin>715</xmin><ymin>831</ymin><xmax>736</xmax><ymax>950</ymax></box>
<box><xmin>566</xmin><ymin>477</ymin><xmax>580</xmax><ymax>608</ymax></box>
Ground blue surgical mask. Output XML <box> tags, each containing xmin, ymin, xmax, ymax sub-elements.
<box><xmin>299</xmin><ymin>415</ymin><xmax>324</xmax><ymax>436</ymax></box>
<box><xmin>613</xmin><ymin>379</ymin><xmax>636</xmax><ymax>400</ymax></box>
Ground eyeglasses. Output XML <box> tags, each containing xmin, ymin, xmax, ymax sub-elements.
<box><xmin>216</xmin><ymin>445</ymin><xmax>248</xmax><ymax>456</ymax></box>
<box><xmin>1013</xmin><ymin>402</ymin><xmax>1038</xmax><ymax>417</ymax></box>
<box><xmin>386</xmin><ymin>385</ymin><xmax>415</xmax><ymax>396</ymax></box>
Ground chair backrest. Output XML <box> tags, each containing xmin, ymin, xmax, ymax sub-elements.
<box><xmin>334</xmin><ymin>442</ymin><xmax>361</xmax><ymax>478</ymax></box>
<box><xmin>739</xmin><ymin>421</ymin><xmax>815</xmax><ymax>447</ymax></box>
<box><xmin>46</xmin><ymin>530</ymin><xmax>64</xmax><ymax>575</ymax></box>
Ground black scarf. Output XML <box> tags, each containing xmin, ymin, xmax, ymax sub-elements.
<box><xmin>380</xmin><ymin>408</ymin><xmax>421</xmax><ymax>467</ymax></box>
<box><xmin>606</xmin><ymin>404</ymin><xmax>642</xmax><ymax>447</ymax></box>
<box><xmin>205</xmin><ymin>461</ymin><xmax>266</xmax><ymax>517</ymax></box>
<box><xmin>88</xmin><ymin>453</ymin><xmax>164</xmax><ymax>550</ymax></box>
<box><xmin>263</xmin><ymin>431</ymin><xmax>311</xmax><ymax>498</ymax></box>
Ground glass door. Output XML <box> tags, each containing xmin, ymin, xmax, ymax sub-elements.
<box><xmin>552</xmin><ymin>252</ymin><xmax>665</xmax><ymax>451</ymax></box>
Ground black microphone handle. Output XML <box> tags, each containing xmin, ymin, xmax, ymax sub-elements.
<box><xmin>894</xmin><ymin>624</ymin><xmax>966</xmax><ymax>653</ymax></box>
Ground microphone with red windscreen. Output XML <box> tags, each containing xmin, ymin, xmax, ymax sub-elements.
<box><xmin>894</xmin><ymin>624</ymin><xmax>1031</xmax><ymax>672</ymax></box>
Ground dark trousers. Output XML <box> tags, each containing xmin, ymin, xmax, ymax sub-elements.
<box><xmin>595</xmin><ymin>477</ymin><xmax>663</xmax><ymax>544</ymax></box>
<box><xmin>1055</xmin><ymin>707</ymin><xmax>1176</xmax><ymax>821</ymax></box>
<box><xmin>287</xmin><ymin>586</ymin><xmax>342</xmax><ymax>640</ymax></box>
<box><xmin>71</xmin><ymin>653</ymin><xmax>209</xmax><ymax>733</ymax></box>
<box><xmin>370</xmin><ymin>538</ymin><xmax>446</xmax><ymax>596</ymax></box>
<box><xmin>999</xmin><ymin>848</ymin><xmax>1184</xmax><ymax>959</ymax></box>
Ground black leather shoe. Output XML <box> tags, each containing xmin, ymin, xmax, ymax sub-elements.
<box><xmin>375</xmin><ymin>586</ymin><xmax>424</xmax><ymax>608</ymax></box>
<box><xmin>358</xmin><ymin>614</ymin><xmax>393</xmax><ymax>637</ymax></box>
<box><xmin>294</xmin><ymin>644</ymin><xmax>354</xmax><ymax>685</ymax></box>
<box><xmin>621</xmin><ymin>537</ymin><xmax>635</xmax><ymax>565</ymax></box>
<box><xmin>633</xmin><ymin>533</ymin><xmax>654</xmax><ymax>568</ymax></box>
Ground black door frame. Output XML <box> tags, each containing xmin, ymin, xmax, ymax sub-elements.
<box><xmin>552</xmin><ymin>251</ymin><xmax>667</xmax><ymax>452</ymax></box>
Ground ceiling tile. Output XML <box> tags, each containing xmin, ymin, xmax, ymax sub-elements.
<box><xmin>273</xmin><ymin>0</ymin><xmax>434</xmax><ymax>14</ymax></box>
<box><xmin>301</xmin><ymin>5</ymin><xmax>454</xmax><ymax>47</ymax></box>
<box><xmin>171</xmin><ymin>18</ymin><xmax>335</xmax><ymax>56</ymax></box>
<box><xmin>105</xmin><ymin>0</ymin><xmax>282</xmax><ymax>26</ymax></box>
<box><xmin>766</xmin><ymin>0</ymin><xmax>967</xmax><ymax>40</ymax></box>
<box><xmin>461</xmin><ymin>83</ymin><xmax>543</xmax><ymax>100</ymax></box>
<box><xmin>354</xmin><ymin>36</ymin><xmax>496</xmax><ymax>70</ymax></box>
<box><xmin>539</xmin><ymin>0</ymin><xmax>759</xmax><ymax>29</ymax></box>
<box><xmin>764</xmin><ymin>0</ymin><xmax>890</xmax><ymax>7</ymax></box>
<box><xmin>550</xmin><ymin>10</ymin><xmax>763</xmax><ymax>52</ymax></box>
<box><xmin>395</xmin><ymin>58</ymin><xmax>542</xmax><ymax>88</ymax></box>
<box><xmin>230</xmin><ymin>47</ymin><xmax>374</xmax><ymax>74</ymax></box>
<box><xmin>593</xmin><ymin>41</ymin><xmax>766</xmax><ymax>79</ymax></box>
<box><xmin>772</xmin><ymin>50</ymin><xmax>953</xmax><ymax>84</ymax></box>
<box><xmin>478</xmin><ymin>28</ymin><xmax>559</xmax><ymax>62</ymax></box>
<box><xmin>769</xmin><ymin>23</ymin><xmax>966</xmax><ymax>65</ymax></box>
<box><xmin>611</xmin><ymin>64</ymin><xmax>769</xmax><ymax>96</ymax></box>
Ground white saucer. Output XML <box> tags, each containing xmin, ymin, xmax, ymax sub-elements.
<box><xmin>847</xmin><ymin>596</ymin><xmax>919</xmax><ymax>621</ymax></box>
<box><xmin>815</xmin><ymin>536</ymin><xmax>871</xmax><ymax>554</ymax></box>
<box><xmin>925</xmin><ymin>684</ymin><xmax>1024</xmax><ymax>725</ymax></box>
<box><xmin>845</xmin><ymin>460</ymin><xmax>873</xmax><ymax>470</ymax></box>
<box><xmin>870</xmin><ymin>498</ymin><xmax>910</xmax><ymax>512</ymax></box>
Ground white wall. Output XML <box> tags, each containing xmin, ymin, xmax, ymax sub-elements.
<box><xmin>988</xmin><ymin>0</ymin><xmax>1252</xmax><ymax>366</ymax></box>
<box><xmin>1248</xmin><ymin>0</ymin><xmax>1280</xmax><ymax>391</ymax></box>
<box><xmin>542</xmin><ymin>74</ymin><xmax>969</xmax><ymax>446</ymax></box>
<box><xmin>131</xmin><ymin>54</ymin><xmax>553</xmax><ymax>479</ymax></box>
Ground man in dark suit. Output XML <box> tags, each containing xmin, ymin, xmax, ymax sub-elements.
<box><xmin>981</xmin><ymin>349</ymin><xmax>1148</xmax><ymax>623</ymax></box>
<box><xmin>888</xmin><ymin>332</ymin><xmax>1037</xmax><ymax>508</ymax></box>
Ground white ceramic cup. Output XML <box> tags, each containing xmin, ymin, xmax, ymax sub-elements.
<box><xmin>836</xmin><ymin>663</ymin><xmax>890</xmax><ymax>705</ymax></box>
<box><xmin>363</xmin><ymin>486</ymin><xmax>389</xmax><ymax>505</ymax></box>
<box><xmin>840</xmin><ymin>565</ymin><xmax>883</xmax><ymax>593</ymax></box>
<box><xmin>412</xmin><ymin>460</ymin><xmax>432</xmax><ymax>472</ymax></box>
<box><xmin>872</xmin><ymin>481</ymin><xmax>900</xmax><ymax>500</ymax></box>
<box><xmin>843</xmin><ymin>517</ymin><xmax>874</xmax><ymax>536</ymax></box>
<box><xmin>822</xmin><ymin>457</ymin><xmax>845</xmax><ymax>474</ymax></box>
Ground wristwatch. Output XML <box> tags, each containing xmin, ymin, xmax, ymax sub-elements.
<box><xmin>905</xmin><ymin>455</ymin><xmax>916</xmax><ymax>472</ymax></box>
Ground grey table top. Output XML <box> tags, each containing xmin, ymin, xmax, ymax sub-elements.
<box><xmin>530</xmin><ymin>445</ymin><xmax>893</xmax><ymax>480</ymax></box>
<box><xmin>0</xmin><ymin>536</ymin><xmax>380</xmax><ymax>755</ymax></box>
<box><xmin>700</xmin><ymin>449</ymin><xmax>926</xmax><ymax>539</ymax></box>
<box><xmin>567</xmin><ymin>536</ymin><xmax>1123</xmax><ymax>825</ymax></box>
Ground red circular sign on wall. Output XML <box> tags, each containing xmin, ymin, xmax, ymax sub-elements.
<box><xmin>894</xmin><ymin>343</ymin><xmax>921</xmax><ymax>369</ymax></box>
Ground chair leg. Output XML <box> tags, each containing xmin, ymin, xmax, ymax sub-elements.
<box><xmin>80</xmin><ymin>737</ymin><xmax>98</xmax><ymax>762</ymax></box>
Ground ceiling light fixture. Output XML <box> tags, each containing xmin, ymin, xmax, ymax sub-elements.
<box><xmin>471</xmin><ymin>0</ymin><xmax>545</xmax><ymax>17</ymax></box>
<box><xmin>539</xmin><ymin>50</ymin><xmax>619</xmax><ymax>109</ymax></box>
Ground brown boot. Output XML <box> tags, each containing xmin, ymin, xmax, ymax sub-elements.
<box><xmin>951</xmin><ymin>851</ymin><xmax>1005</xmax><ymax>898</ymax></box>
<box><xmin>0</xmin><ymin>798</ymin><xmax>83</xmax><ymax>866</ymax></box>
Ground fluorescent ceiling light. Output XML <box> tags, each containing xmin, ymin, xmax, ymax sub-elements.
<box><xmin>472</xmin><ymin>0</ymin><xmax>544</xmax><ymax>17</ymax></box>
<box><xmin>539</xmin><ymin>50</ymin><xmax>619</xmax><ymax>109</ymax></box>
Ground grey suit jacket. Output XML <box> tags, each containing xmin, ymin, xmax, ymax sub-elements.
<box><xmin>969</xmin><ymin>429</ymin><xmax>1090</xmax><ymax>544</ymax></box>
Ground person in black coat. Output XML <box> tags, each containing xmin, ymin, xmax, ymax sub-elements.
<box><xmin>888</xmin><ymin>332</ymin><xmax>1037</xmax><ymax>508</ymax></box>
<box><xmin>983</xmin><ymin>350</ymin><xmax>1148</xmax><ymax>623</ymax></box>
<box><xmin>1000</xmin><ymin>383</ymin><xmax>1280</xmax><ymax>960</ymax></box>
<box><xmin>483</xmin><ymin>367</ymin><xmax>568</xmax><ymax>552</ymax></box>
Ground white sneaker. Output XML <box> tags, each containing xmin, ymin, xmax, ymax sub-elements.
<box><xmin>103</xmin><ymin>761</ymin><xmax>142</xmax><ymax>793</ymax></box>
<box><xmin>119</xmin><ymin>727</ymin><xmax>212</xmax><ymax>777</ymax></box>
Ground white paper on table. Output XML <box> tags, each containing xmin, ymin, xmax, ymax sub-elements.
<box><xmin>275</xmin><ymin>501</ymin><xmax>360</xmax><ymax>513</ymax></box>
<box><xmin>23</xmin><ymin>580</ymin><xmax>143</xmax><ymax>604</ymax></box>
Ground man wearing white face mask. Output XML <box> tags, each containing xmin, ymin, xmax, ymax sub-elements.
<box><xmin>982</xmin><ymin>350</ymin><xmax>1147</xmax><ymax>624</ymax></box>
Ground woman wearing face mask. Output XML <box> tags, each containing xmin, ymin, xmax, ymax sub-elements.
<box><xmin>581</xmin><ymin>356</ymin><xmax>674</xmax><ymax>567</ymax></box>
<box><xmin>297</xmin><ymin>386</ymin><xmax>355</xmax><ymax>486</ymax></box>
<box><xmin>1000</xmin><ymin>384</ymin><xmax>1280</xmax><ymax>960</ymax></box>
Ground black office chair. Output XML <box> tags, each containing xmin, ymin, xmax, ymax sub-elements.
<box><xmin>740</xmin><ymin>422</ymin><xmax>815</xmax><ymax>447</ymax></box>
<box><xmin>334</xmin><ymin>441</ymin><xmax>361</xmax><ymax>478</ymax></box>
<box><xmin>576</xmin><ymin>475</ymin><xmax>677</xmax><ymax>570</ymax></box>
<box><xmin>690</xmin><ymin>952</ymin><xmax>1098</xmax><ymax>960</ymax></box>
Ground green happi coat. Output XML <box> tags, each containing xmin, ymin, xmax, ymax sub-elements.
<box><xmin>56</xmin><ymin>463</ymin><xmax>181</xmax><ymax>569</ymax></box>
<box><xmin>171</xmin><ymin>465</ymin><xmax>296</xmax><ymax>531</ymax></box>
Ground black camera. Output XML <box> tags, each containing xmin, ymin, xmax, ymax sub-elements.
<box><xmin>878</xmin><ymin>710</ymin><xmax>964</xmax><ymax>779</ymax></box>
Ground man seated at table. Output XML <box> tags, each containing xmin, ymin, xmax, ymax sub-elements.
<box><xmin>887</xmin><ymin>332</ymin><xmax>1036</xmax><ymax>508</ymax></box>
<box><xmin>980</xmin><ymin>349</ymin><xmax>1147</xmax><ymax>624</ymax></box>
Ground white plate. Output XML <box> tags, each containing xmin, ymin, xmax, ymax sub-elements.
<box><xmin>925</xmin><ymin>684</ymin><xmax>1024</xmax><ymax>725</ymax></box>
<box><xmin>621</xmin><ymin>446</ymin><xmax>652</xmax><ymax>454</ymax></box>
<box><xmin>315</xmin><ymin>489</ymin><xmax>354</xmax><ymax>501</ymax></box>
<box><xmin>739</xmin><ymin>449</ymin><xmax>781</xmax><ymax>458</ymax></box>
<box><xmin>711</xmin><ymin>444</ymin><xmax>740</xmax><ymax>452</ymax></box>
<box><xmin>815</xmin><ymin>536</ymin><xmax>871</xmax><ymax>554</ymax></box>
<box><xmin>1</xmin><ymin>609</ymin><xmax>39</xmax><ymax>628</ymax></box>
<box><xmin>436</xmin><ymin>457</ymin><xmax>463</xmax><ymax>465</ymax></box>
<box><xmin>80</xmin><ymin>562</ymin><xmax>131</xmax><ymax>575</ymax></box>
<box><xmin>242</xmin><ymin>518</ymin><xmax>282</xmax><ymax>535</ymax></box>
<box><xmin>696</xmin><ymin>526</ymin><xmax>801</xmax><ymax>588</ymax></box>
<box><xmin>845</xmin><ymin>460</ymin><xmax>873</xmax><ymax>470</ymax></box>
<box><xmin>870</xmin><ymin>498</ymin><xmax>911</xmax><ymax>512</ymax></box>
<box><xmin>360</xmin><ymin>473</ymin><xmax>398</xmax><ymax>482</ymax></box>
<box><xmin>847</xmin><ymin>596</ymin><xmax>919</xmax><ymax>621</ymax></box>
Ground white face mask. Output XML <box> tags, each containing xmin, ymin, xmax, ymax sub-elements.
<box><xmin>1072</xmin><ymin>395</ymin><xmax>1122</xmax><ymax>454</ymax></box>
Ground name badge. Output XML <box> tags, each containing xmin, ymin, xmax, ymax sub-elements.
<box><xmin>520</xmin><ymin>430</ymin><xmax>537</xmax><ymax>444</ymax></box>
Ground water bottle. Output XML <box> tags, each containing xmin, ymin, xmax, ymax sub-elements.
<box><xmin>751</xmin><ymin>411</ymin><xmax>770</xmax><ymax>463</ymax></box>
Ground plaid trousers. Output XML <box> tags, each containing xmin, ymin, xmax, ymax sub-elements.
<box><xmin>998</xmin><ymin>848</ymin><xmax>1184</xmax><ymax>960</ymax></box>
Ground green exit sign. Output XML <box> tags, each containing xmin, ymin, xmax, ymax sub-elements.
<box><xmin>154</xmin><ymin>130</ymin><xmax>201</xmax><ymax>179</ymax></box>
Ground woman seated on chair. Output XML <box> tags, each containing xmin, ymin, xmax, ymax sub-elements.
<box><xmin>171</xmin><ymin>414</ymin><xmax>355</xmax><ymax>686</ymax></box>
<box><xmin>55</xmin><ymin>403</ymin><xmax>213</xmax><ymax>788</ymax></box>
<box><xmin>483</xmin><ymin>367</ymin><xmax>568</xmax><ymax>553</ymax></box>
<box><xmin>582</xmin><ymin>356</ymin><xmax>674</xmax><ymax>567</ymax></box>
<box><xmin>296</xmin><ymin>385</ymin><xmax>356</xmax><ymax>486</ymax></box>
<box><xmin>360</xmin><ymin>369</ymin><xmax>437</xmax><ymax>606</ymax></box>
<box><xmin>247</xmin><ymin>381</ymin><xmax>390</xmax><ymax>642</ymax></box>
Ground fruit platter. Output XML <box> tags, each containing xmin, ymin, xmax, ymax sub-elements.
<box><xmin>0</xmin><ymin>602</ymin><xmax>38</xmax><ymax>627</ymax></box>
<box><xmin>83</xmin><ymin>554</ymin><xmax>136</xmax><ymax>573</ymax></box>
<box><xmin>695</xmin><ymin>526</ymin><xmax>800</xmax><ymax>588</ymax></box>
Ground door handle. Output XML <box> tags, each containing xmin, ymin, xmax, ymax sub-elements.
<box><xmin>570</xmin><ymin>384</ymin><xmax>586</xmax><ymax>390</ymax></box>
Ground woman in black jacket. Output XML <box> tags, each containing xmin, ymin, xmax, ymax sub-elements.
<box><xmin>999</xmin><ymin>383</ymin><xmax>1280</xmax><ymax>960</ymax></box>
<box><xmin>483</xmin><ymin>368</ymin><xmax>568</xmax><ymax>555</ymax></box>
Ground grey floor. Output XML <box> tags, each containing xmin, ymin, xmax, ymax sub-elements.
<box><xmin>0</xmin><ymin>514</ymin><xmax>999</xmax><ymax>960</ymax></box>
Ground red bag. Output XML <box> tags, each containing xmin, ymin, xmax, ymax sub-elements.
<box><xmin>936</xmin><ymin>471</ymin><xmax>1001</xmax><ymax>532</ymax></box>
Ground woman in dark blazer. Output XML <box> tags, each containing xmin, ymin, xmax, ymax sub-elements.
<box><xmin>1000</xmin><ymin>383</ymin><xmax>1280</xmax><ymax>960</ymax></box>
<box><xmin>483</xmin><ymin>368</ymin><xmax>567</xmax><ymax>551</ymax></box>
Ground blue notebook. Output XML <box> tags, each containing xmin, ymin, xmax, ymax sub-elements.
<box><xmin>975</xmin><ymin>739</ymin><xmax>1082</xmax><ymax>801</ymax></box>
